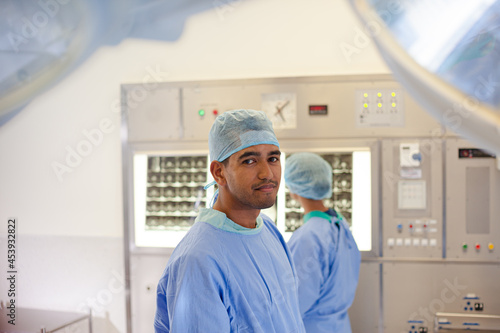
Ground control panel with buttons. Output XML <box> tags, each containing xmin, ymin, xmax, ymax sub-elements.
<box><xmin>382</xmin><ymin>139</ymin><xmax>443</xmax><ymax>258</ymax></box>
<box><xmin>445</xmin><ymin>139</ymin><xmax>500</xmax><ymax>261</ymax></box>
<box><xmin>461</xmin><ymin>242</ymin><xmax>495</xmax><ymax>253</ymax></box>
<box><xmin>386</xmin><ymin>218</ymin><xmax>441</xmax><ymax>257</ymax></box>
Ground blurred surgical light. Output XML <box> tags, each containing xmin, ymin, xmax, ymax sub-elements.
<box><xmin>349</xmin><ymin>0</ymin><xmax>500</xmax><ymax>156</ymax></box>
<box><xmin>0</xmin><ymin>0</ymin><xmax>220</xmax><ymax>125</ymax></box>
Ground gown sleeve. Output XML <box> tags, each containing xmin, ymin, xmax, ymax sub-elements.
<box><xmin>288</xmin><ymin>227</ymin><xmax>330</xmax><ymax>316</ymax></box>
<box><xmin>154</xmin><ymin>252</ymin><xmax>231</xmax><ymax>333</ymax></box>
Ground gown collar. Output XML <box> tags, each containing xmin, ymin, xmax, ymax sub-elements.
<box><xmin>303</xmin><ymin>211</ymin><xmax>333</xmax><ymax>223</ymax></box>
<box><xmin>196</xmin><ymin>208</ymin><xmax>263</xmax><ymax>235</ymax></box>
<box><xmin>303</xmin><ymin>209</ymin><xmax>340</xmax><ymax>224</ymax></box>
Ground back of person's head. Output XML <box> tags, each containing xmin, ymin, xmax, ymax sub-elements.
<box><xmin>285</xmin><ymin>152</ymin><xmax>332</xmax><ymax>200</ymax></box>
<box><xmin>208</xmin><ymin>109</ymin><xmax>279</xmax><ymax>162</ymax></box>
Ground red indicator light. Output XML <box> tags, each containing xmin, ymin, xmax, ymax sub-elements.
<box><xmin>475</xmin><ymin>243</ymin><xmax>481</xmax><ymax>250</ymax></box>
<box><xmin>409</xmin><ymin>224</ymin><xmax>413</xmax><ymax>229</ymax></box>
<box><xmin>213</xmin><ymin>109</ymin><xmax>219</xmax><ymax>116</ymax></box>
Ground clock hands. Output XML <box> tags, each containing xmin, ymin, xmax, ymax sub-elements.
<box><xmin>275</xmin><ymin>100</ymin><xmax>290</xmax><ymax>122</ymax></box>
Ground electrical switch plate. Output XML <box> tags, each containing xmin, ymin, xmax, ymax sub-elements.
<box><xmin>400</xmin><ymin>143</ymin><xmax>421</xmax><ymax>167</ymax></box>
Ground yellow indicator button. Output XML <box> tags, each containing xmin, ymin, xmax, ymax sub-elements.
<box><xmin>377</xmin><ymin>103</ymin><xmax>382</xmax><ymax>108</ymax></box>
<box><xmin>391</xmin><ymin>92</ymin><xmax>396</xmax><ymax>97</ymax></box>
<box><xmin>363</xmin><ymin>103</ymin><xmax>368</xmax><ymax>108</ymax></box>
<box><xmin>377</xmin><ymin>92</ymin><xmax>382</xmax><ymax>97</ymax></box>
<box><xmin>363</xmin><ymin>93</ymin><xmax>368</xmax><ymax>98</ymax></box>
<box><xmin>488</xmin><ymin>243</ymin><xmax>494</xmax><ymax>250</ymax></box>
<box><xmin>391</xmin><ymin>102</ymin><xmax>396</xmax><ymax>108</ymax></box>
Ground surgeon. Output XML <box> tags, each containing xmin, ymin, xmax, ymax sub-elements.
<box><xmin>285</xmin><ymin>152</ymin><xmax>361</xmax><ymax>333</ymax></box>
<box><xmin>154</xmin><ymin>109</ymin><xmax>305</xmax><ymax>333</ymax></box>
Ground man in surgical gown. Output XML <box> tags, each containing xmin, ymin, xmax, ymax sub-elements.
<box><xmin>154</xmin><ymin>109</ymin><xmax>305</xmax><ymax>333</ymax></box>
<box><xmin>285</xmin><ymin>152</ymin><xmax>361</xmax><ymax>333</ymax></box>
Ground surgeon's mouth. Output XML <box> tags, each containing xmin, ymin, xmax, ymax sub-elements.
<box><xmin>253</xmin><ymin>181</ymin><xmax>278</xmax><ymax>192</ymax></box>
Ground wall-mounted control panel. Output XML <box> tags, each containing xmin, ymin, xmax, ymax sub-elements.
<box><xmin>121</xmin><ymin>75</ymin><xmax>442</xmax><ymax>144</ymax></box>
<box><xmin>445</xmin><ymin>139</ymin><xmax>500</xmax><ymax>261</ymax></box>
<box><xmin>382</xmin><ymin>139</ymin><xmax>443</xmax><ymax>258</ymax></box>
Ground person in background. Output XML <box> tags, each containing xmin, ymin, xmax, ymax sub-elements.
<box><xmin>154</xmin><ymin>109</ymin><xmax>305</xmax><ymax>333</ymax></box>
<box><xmin>285</xmin><ymin>152</ymin><xmax>361</xmax><ymax>333</ymax></box>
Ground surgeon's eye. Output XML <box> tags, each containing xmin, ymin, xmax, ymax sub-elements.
<box><xmin>242</xmin><ymin>158</ymin><xmax>256</xmax><ymax>165</ymax></box>
<box><xmin>269</xmin><ymin>156</ymin><xmax>280</xmax><ymax>163</ymax></box>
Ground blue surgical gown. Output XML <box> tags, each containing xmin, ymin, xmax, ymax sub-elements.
<box><xmin>287</xmin><ymin>209</ymin><xmax>361</xmax><ymax>333</ymax></box>
<box><xmin>154</xmin><ymin>208</ymin><xmax>306</xmax><ymax>333</ymax></box>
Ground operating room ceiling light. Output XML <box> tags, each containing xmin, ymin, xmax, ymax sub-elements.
<box><xmin>348</xmin><ymin>0</ymin><xmax>500</xmax><ymax>156</ymax></box>
<box><xmin>0</xmin><ymin>0</ymin><xmax>218</xmax><ymax>125</ymax></box>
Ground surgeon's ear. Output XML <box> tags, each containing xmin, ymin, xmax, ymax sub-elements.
<box><xmin>210</xmin><ymin>160</ymin><xmax>227</xmax><ymax>186</ymax></box>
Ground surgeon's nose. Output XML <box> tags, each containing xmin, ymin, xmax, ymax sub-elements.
<box><xmin>258</xmin><ymin>161</ymin><xmax>274</xmax><ymax>180</ymax></box>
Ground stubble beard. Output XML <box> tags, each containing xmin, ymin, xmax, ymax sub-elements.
<box><xmin>232</xmin><ymin>187</ymin><xmax>278</xmax><ymax>210</ymax></box>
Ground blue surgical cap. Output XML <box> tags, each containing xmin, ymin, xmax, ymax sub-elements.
<box><xmin>208</xmin><ymin>109</ymin><xmax>280</xmax><ymax>162</ymax></box>
<box><xmin>285</xmin><ymin>152</ymin><xmax>333</xmax><ymax>200</ymax></box>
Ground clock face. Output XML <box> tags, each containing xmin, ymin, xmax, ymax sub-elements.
<box><xmin>261</xmin><ymin>92</ymin><xmax>297</xmax><ymax>129</ymax></box>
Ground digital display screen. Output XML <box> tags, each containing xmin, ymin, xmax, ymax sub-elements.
<box><xmin>458</xmin><ymin>148</ymin><xmax>495</xmax><ymax>158</ymax></box>
<box><xmin>309</xmin><ymin>105</ymin><xmax>328</xmax><ymax>115</ymax></box>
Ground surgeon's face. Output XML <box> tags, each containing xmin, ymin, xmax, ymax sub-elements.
<box><xmin>222</xmin><ymin>144</ymin><xmax>281</xmax><ymax>210</ymax></box>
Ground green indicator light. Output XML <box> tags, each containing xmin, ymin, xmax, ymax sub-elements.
<box><xmin>392</xmin><ymin>102</ymin><xmax>396</xmax><ymax>108</ymax></box>
<box><xmin>377</xmin><ymin>92</ymin><xmax>382</xmax><ymax>97</ymax></box>
<box><xmin>363</xmin><ymin>93</ymin><xmax>368</xmax><ymax>98</ymax></box>
<box><xmin>377</xmin><ymin>103</ymin><xmax>382</xmax><ymax>108</ymax></box>
<box><xmin>363</xmin><ymin>103</ymin><xmax>368</xmax><ymax>108</ymax></box>
<box><xmin>198</xmin><ymin>109</ymin><xmax>205</xmax><ymax>116</ymax></box>
<box><xmin>463</xmin><ymin>243</ymin><xmax>468</xmax><ymax>250</ymax></box>
<box><xmin>391</xmin><ymin>92</ymin><xmax>396</xmax><ymax>97</ymax></box>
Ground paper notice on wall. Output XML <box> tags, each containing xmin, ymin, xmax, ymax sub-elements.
<box><xmin>398</xmin><ymin>180</ymin><xmax>426</xmax><ymax>210</ymax></box>
<box><xmin>400</xmin><ymin>168</ymin><xmax>422</xmax><ymax>179</ymax></box>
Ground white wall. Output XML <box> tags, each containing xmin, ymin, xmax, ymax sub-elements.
<box><xmin>0</xmin><ymin>0</ymin><xmax>388</xmax><ymax>331</ymax></box>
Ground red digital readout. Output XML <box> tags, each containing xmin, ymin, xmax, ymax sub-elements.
<box><xmin>309</xmin><ymin>105</ymin><xmax>328</xmax><ymax>115</ymax></box>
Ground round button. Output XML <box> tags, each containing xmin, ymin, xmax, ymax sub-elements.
<box><xmin>488</xmin><ymin>243</ymin><xmax>494</xmax><ymax>250</ymax></box>
<box><xmin>475</xmin><ymin>243</ymin><xmax>481</xmax><ymax>250</ymax></box>
<box><xmin>462</xmin><ymin>243</ymin><xmax>468</xmax><ymax>250</ymax></box>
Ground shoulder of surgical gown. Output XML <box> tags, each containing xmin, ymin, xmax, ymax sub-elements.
<box><xmin>155</xmin><ymin>222</ymin><xmax>231</xmax><ymax>332</ymax></box>
<box><xmin>155</xmin><ymin>216</ymin><xmax>304</xmax><ymax>333</ymax></box>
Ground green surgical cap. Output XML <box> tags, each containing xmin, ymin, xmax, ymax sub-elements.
<box><xmin>208</xmin><ymin>109</ymin><xmax>280</xmax><ymax>162</ymax></box>
<box><xmin>285</xmin><ymin>152</ymin><xmax>333</xmax><ymax>200</ymax></box>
